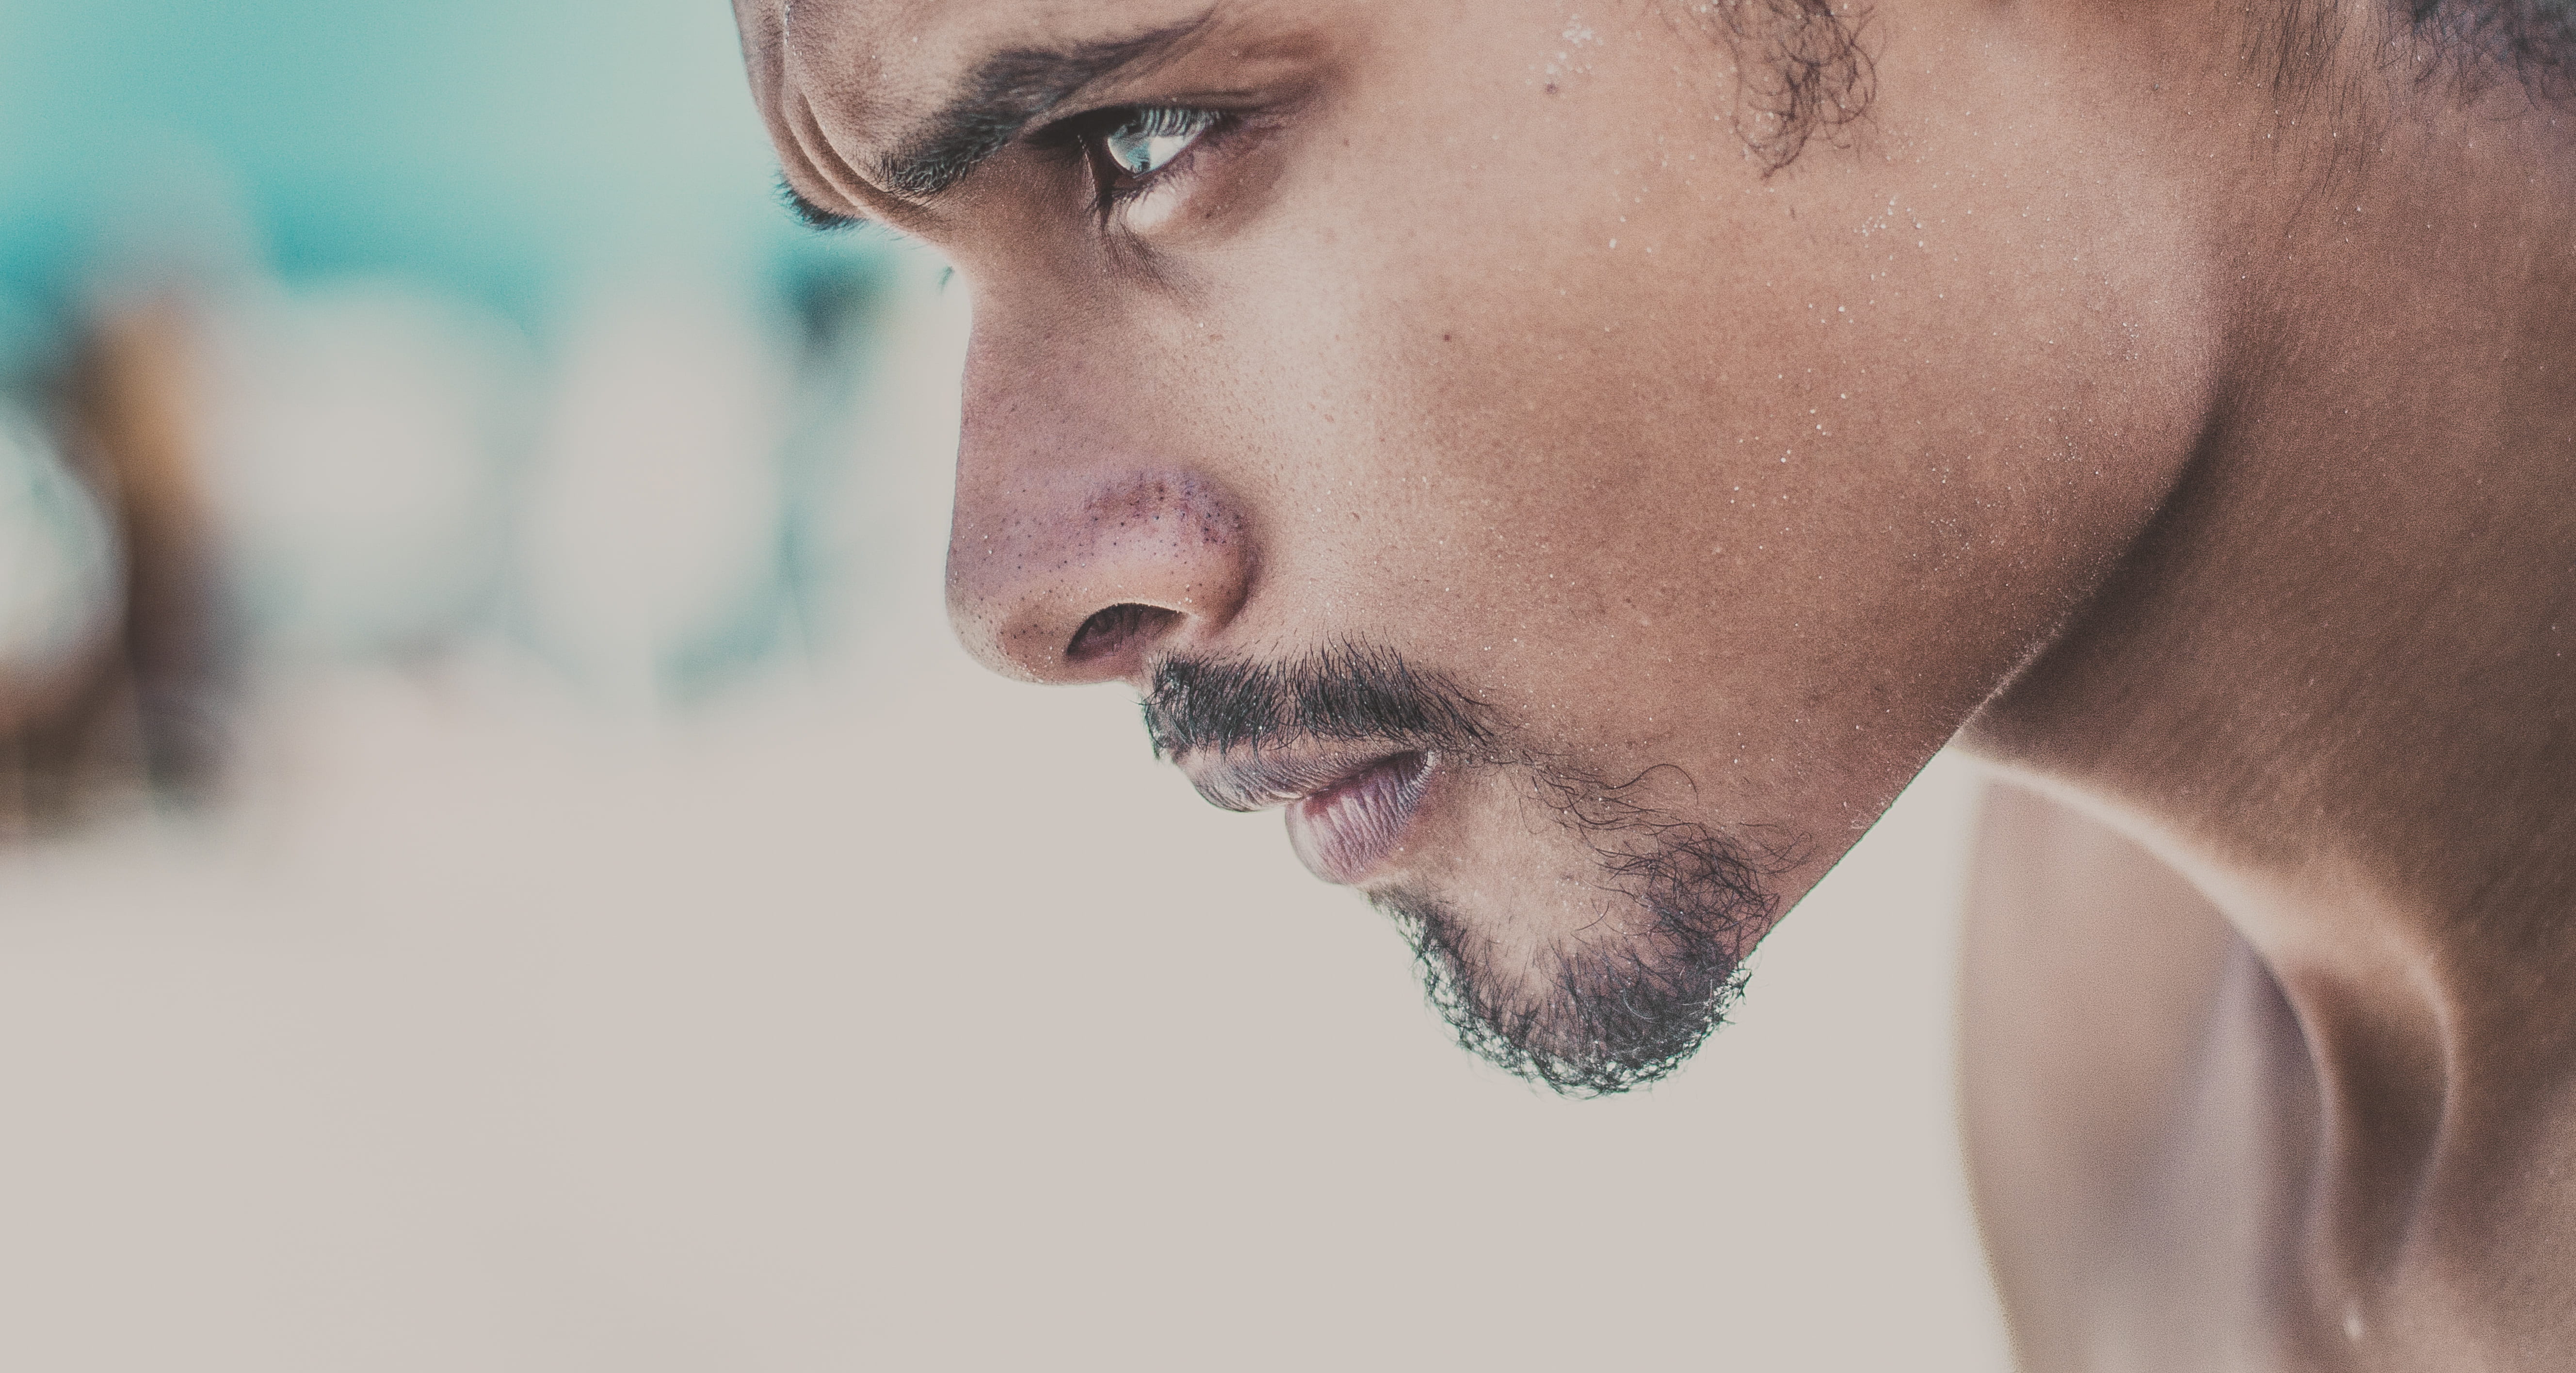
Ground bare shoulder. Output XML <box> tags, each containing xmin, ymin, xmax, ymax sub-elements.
<box><xmin>1959</xmin><ymin>778</ymin><xmax>2315</xmax><ymax>1370</ymax></box>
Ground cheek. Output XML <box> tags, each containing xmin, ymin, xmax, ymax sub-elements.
<box><xmin>1136</xmin><ymin>12</ymin><xmax>2209</xmax><ymax>864</ymax></box>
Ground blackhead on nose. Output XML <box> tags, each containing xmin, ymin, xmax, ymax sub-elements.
<box><xmin>945</xmin><ymin>464</ymin><xmax>1253</xmax><ymax>685</ymax></box>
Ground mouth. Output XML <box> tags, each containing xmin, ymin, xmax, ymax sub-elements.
<box><xmin>1284</xmin><ymin>750</ymin><xmax>1433</xmax><ymax>886</ymax></box>
<box><xmin>1181</xmin><ymin>747</ymin><xmax>1435</xmax><ymax>886</ymax></box>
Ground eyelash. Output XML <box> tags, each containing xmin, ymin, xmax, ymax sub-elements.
<box><xmin>1059</xmin><ymin>105</ymin><xmax>1234</xmax><ymax>214</ymax></box>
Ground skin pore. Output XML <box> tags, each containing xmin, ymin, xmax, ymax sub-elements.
<box><xmin>749</xmin><ymin>0</ymin><xmax>2220</xmax><ymax>1076</ymax></box>
<box><xmin>736</xmin><ymin>0</ymin><xmax>2576</xmax><ymax>1364</ymax></box>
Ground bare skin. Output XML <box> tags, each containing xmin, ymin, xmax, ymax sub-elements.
<box><xmin>1954</xmin><ymin>38</ymin><xmax>2576</xmax><ymax>1361</ymax></box>
<box><xmin>734</xmin><ymin>0</ymin><xmax>2576</xmax><ymax>1363</ymax></box>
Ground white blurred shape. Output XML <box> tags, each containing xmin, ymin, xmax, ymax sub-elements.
<box><xmin>199</xmin><ymin>282</ymin><xmax>526</xmax><ymax>653</ymax></box>
<box><xmin>517</xmin><ymin>288</ymin><xmax>789</xmax><ymax>703</ymax></box>
<box><xmin>0</xmin><ymin>404</ymin><xmax>120</xmax><ymax>692</ymax></box>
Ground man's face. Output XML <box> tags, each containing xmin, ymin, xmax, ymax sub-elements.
<box><xmin>744</xmin><ymin>0</ymin><xmax>2209</xmax><ymax>1089</ymax></box>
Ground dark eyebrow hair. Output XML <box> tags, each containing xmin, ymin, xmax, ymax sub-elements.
<box><xmin>775</xmin><ymin>12</ymin><xmax>1214</xmax><ymax>230</ymax></box>
<box><xmin>879</xmin><ymin>17</ymin><xmax>1212</xmax><ymax>197</ymax></box>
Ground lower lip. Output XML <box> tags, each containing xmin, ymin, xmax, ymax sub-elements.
<box><xmin>1284</xmin><ymin>752</ymin><xmax>1433</xmax><ymax>886</ymax></box>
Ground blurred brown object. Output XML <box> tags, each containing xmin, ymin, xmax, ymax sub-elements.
<box><xmin>0</xmin><ymin>295</ymin><xmax>232</xmax><ymax>837</ymax></box>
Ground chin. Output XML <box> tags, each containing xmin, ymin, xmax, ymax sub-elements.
<box><xmin>1359</xmin><ymin>759</ymin><xmax>1793</xmax><ymax>1096</ymax></box>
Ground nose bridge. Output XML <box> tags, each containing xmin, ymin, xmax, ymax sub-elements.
<box><xmin>945</xmin><ymin>303</ymin><xmax>1254</xmax><ymax>685</ymax></box>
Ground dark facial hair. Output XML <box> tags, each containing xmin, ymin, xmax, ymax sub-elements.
<box><xmin>1141</xmin><ymin>640</ymin><xmax>1784</xmax><ymax>1096</ymax></box>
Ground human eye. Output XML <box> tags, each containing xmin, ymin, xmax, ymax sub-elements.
<box><xmin>1078</xmin><ymin>106</ymin><xmax>1224</xmax><ymax>202</ymax></box>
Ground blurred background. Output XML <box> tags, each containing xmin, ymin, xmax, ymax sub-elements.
<box><xmin>0</xmin><ymin>2</ymin><xmax>2012</xmax><ymax>1367</ymax></box>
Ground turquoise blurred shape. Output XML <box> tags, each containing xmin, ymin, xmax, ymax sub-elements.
<box><xmin>0</xmin><ymin>0</ymin><xmax>811</xmax><ymax>325</ymax></box>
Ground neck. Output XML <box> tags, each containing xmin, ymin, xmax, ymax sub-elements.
<box><xmin>1959</xmin><ymin>44</ymin><xmax>2576</xmax><ymax>1286</ymax></box>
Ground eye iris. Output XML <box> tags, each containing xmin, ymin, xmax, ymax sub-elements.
<box><xmin>1102</xmin><ymin>108</ymin><xmax>1212</xmax><ymax>178</ymax></box>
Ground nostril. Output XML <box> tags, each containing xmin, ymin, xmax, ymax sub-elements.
<box><xmin>1066</xmin><ymin>603</ymin><xmax>1180</xmax><ymax>667</ymax></box>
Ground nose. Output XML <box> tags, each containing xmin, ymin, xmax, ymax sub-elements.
<box><xmin>943</xmin><ymin>327</ymin><xmax>1254</xmax><ymax>684</ymax></box>
<box><xmin>947</xmin><ymin>465</ymin><xmax>1254</xmax><ymax>683</ymax></box>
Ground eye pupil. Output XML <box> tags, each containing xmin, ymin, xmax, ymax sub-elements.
<box><xmin>1100</xmin><ymin>107</ymin><xmax>1213</xmax><ymax>180</ymax></box>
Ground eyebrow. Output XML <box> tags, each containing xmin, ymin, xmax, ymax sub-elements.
<box><xmin>781</xmin><ymin>14</ymin><xmax>1214</xmax><ymax>230</ymax></box>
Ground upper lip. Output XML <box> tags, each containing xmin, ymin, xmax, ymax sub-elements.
<box><xmin>1175</xmin><ymin>743</ymin><xmax>1414</xmax><ymax>813</ymax></box>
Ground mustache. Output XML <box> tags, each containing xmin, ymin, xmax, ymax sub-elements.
<box><xmin>1141</xmin><ymin>641</ymin><xmax>1495</xmax><ymax>760</ymax></box>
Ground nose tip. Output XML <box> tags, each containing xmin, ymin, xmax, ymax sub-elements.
<box><xmin>945</xmin><ymin>469</ymin><xmax>1252</xmax><ymax>685</ymax></box>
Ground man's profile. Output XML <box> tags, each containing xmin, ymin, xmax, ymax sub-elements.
<box><xmin>734</xmin><ymin>0</ymin><xmax>2574</xmax><ymax>1364</ymax></box>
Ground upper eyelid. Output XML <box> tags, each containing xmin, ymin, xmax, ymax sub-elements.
<box><xmin>1026</xmin><ymin>91</ymin><xmax>1273</xmax><ymax>148</ymax></box>
<box><xmin>1027</xmin><ymin>102</ymin><xmax>1192</xmax><ymax>154</ymax></box>
<box><xmin>1025</xmin><ymin>105</ymin><xmax>1230</xmax><ymax>215</ymax></box>
<box><xmin>1025</xmin><ymin>87</ymin><xmax>1306</xmax><ymax>221</ymax></box>
<box><xmin>1021</xmin><ymin>109</ymin><xmax>1116</xmax><ymax>154</ymax></box>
